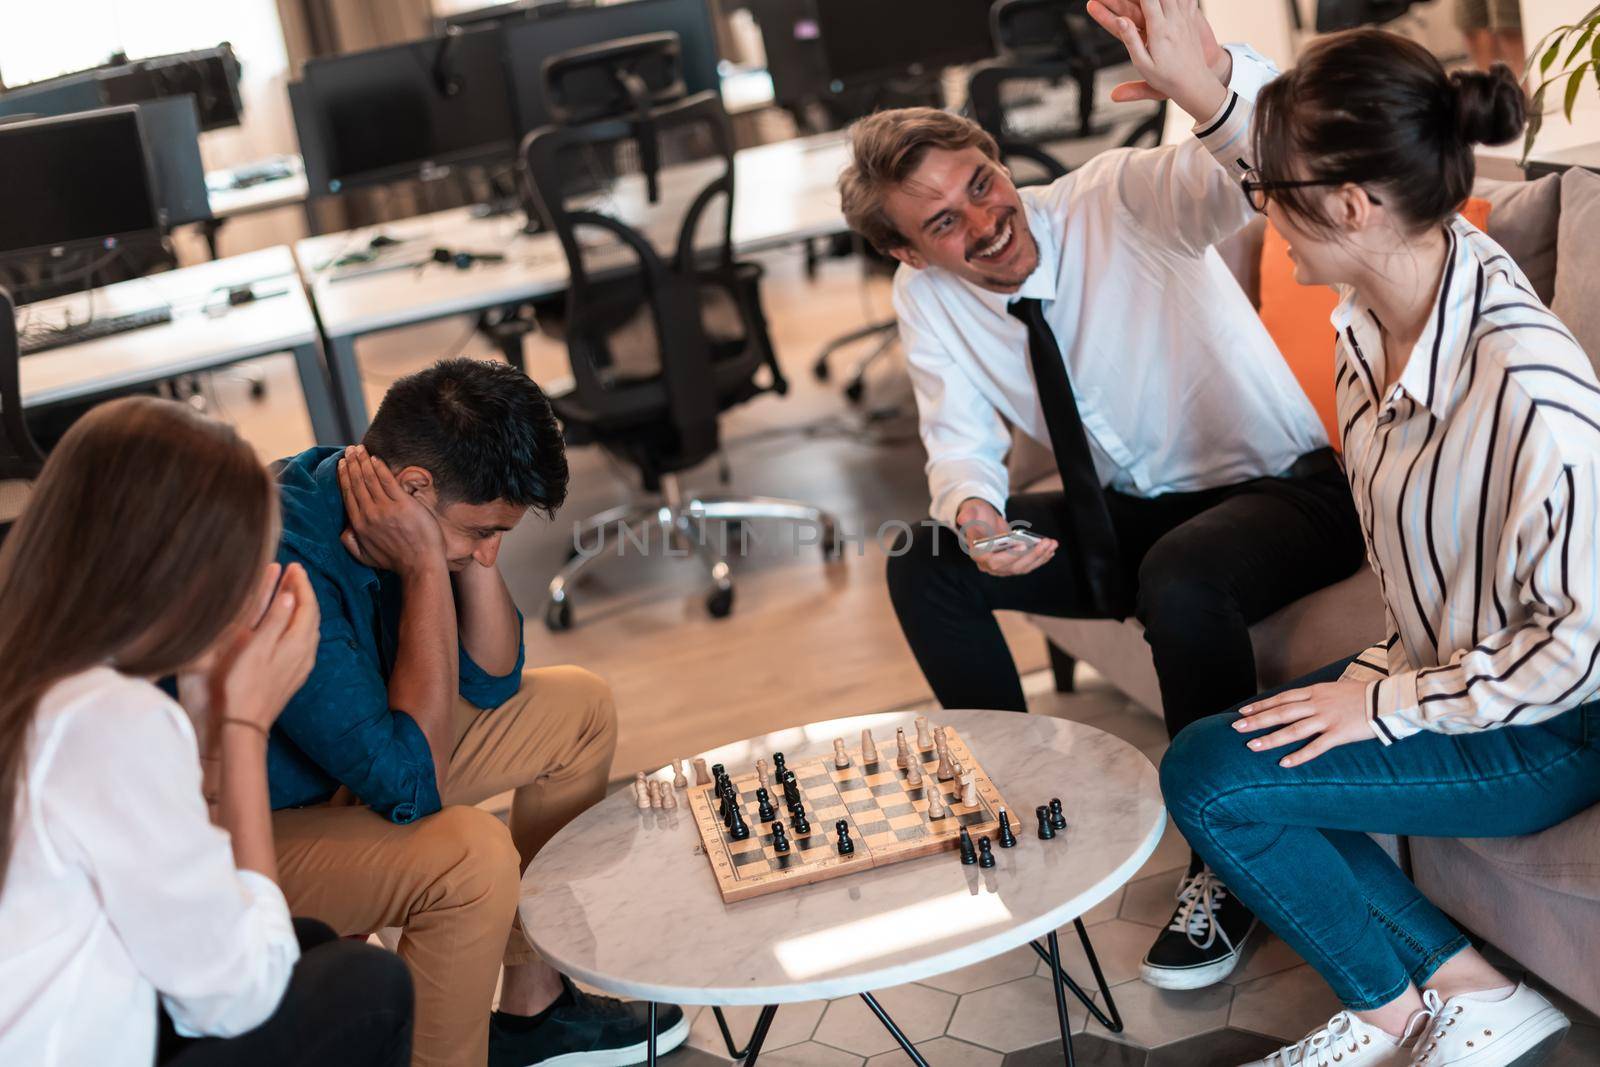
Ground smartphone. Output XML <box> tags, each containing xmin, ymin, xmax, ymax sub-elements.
<box><xmin>972</xmin><ymin>528</ymin><xmax>1045</xmax><ymax>554</ymax></box>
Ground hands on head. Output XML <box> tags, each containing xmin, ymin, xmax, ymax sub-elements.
<box><xmin>337</xmin><ymin>444</ymin><xmax>447</xmax><ymax>577</ymax></box>
<box><xmin>208</xmin><ymin>561</ymin><xmax>321</xmax><ymax>737</ymax></box>
<box><xmin>1086</xmin><ymin>0</ymin><xmax>1231</xmax><ymax>118</ymax></box>
<box><xmin>955</xmin><ymin>497</ymin><xmax>1059</xmax><ymax>578</ymax></box>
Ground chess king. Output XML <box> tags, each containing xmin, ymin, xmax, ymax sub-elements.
<box><xmin>837</xmin><ymin>2</ymin><xmax>1366</xmax><ymax>989</ymax></box>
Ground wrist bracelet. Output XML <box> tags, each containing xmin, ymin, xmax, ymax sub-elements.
<box><xmin>220</xmin><ymin>718</ymin><xmax>271</xmax><ymax>741</ymax></box>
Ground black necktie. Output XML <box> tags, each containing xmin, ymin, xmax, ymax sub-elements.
<box><xmin>1007</xmin><ymin>297</ymin><xmax>1126</xmax><ymax>617</ymax></box>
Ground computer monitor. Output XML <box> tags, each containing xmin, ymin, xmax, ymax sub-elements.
<box><xmin>136</xmin><ymin>96</ymin><xmax>213</xmax><ymax>226</ymax></box>
<box><xmin>296</xmin><ymin>26</ymin><xmax>519</xmax><ymax>194</ymax></box>
<box><xmin>0</xmin><ymin>75</ymin><xmax>112</xmax><ymax>123</ymax></box>
<box><xmin>438</xmin><ymin>0</ymin><xmax>591</xmax><ymax>32</ymax></box>
<box><xmin>502</xmin><ymin>0</ymin><xmax>720</xmax><ymax>135</ymax></box>
<box><xmin>137</xmin><ymin>46</ymin><xmax>245</xmax><ymax>131</ymax></box>
<box><xmin>0</xmin><ymin>108</ymin><xmax>160</xmax><ymax>261</ymax></box>
<box><xmin>813</xmin><ymin>0</ymin><xmax>996</xmax><ymax>85</ymax></box>
<box><xmin>747</xmin><ymin>0</ymin><xmax>831</xmax><ymax>106</ymax></box>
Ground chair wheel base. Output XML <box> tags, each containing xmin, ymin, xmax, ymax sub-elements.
<box><xmin>545</xmin><ymin>599</ymin><xmax>573</xmax><ymax>632</ymax></box>
<box><xmin>706</xmin><ymin>586</ymin><xmax>734</xmax><ymax>618</ymax></box>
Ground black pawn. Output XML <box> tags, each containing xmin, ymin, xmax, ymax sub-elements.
<box><xmin>1036</xmin><ymin>804</ymin><xmax>1056</xmax><ymax>840</ymax></box>
<box><xmin>1048</xmin><ymin>797</ymin><xmax>1067</xmax><ymax>831</ymax></box>
<box><xmin>958</xmin><ymin>826</ymin><xmax>978</xmax><ymax>865</ymax></box>
<box><xmin>996</xmin><ymin>809</ymin><xmax>1017</xmax><ymax>848</ymax></box>
<box><xmin>771</xmin><ymin>821</ymin><xmax>790</xmax><ymax>854</ymax></box>
<box><xmin>728</xmin><ymin>805</ymin><xmax>750</xmax><ymax>841</ymax></box>
<box><xmin>977</xmin><ymin>836</ymin><xmax>996</xmax><ymax>868</ymax></box>
<box><xmin>756</xmin><ymin>787</ymin><xmax>776</xmax><ymax>823</ymax></box>
<box><xmin>835</xmin><ymin>819</ymin><xmax>855</xmax><ymax>855</ymax></box>
<box><xmin>789</xmin><ymin>799</ymin><xmax>806</xmax><ymax>822</ymax></box>
<box><xmin>772</xmin><ymin>752</ymin><xmax>787</xmax><ymax>779</ymax></box>
<box><xmin>793</xmin><ymin>812</ymin><xmax>811</xmax><ymax>836</ymax></box>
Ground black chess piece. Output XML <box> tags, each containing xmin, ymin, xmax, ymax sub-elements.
<box><xmin>782</xmin><ymin>770</ymin><xmax>802</xmax><ymax>808</ymax></box>
<box><xmin>977</xmin><ymin>836</ymin><xmax>996</xmax><ymax>868</ymax></box>
<box><xmin>835</xmin><ymin>819</ymin><xmax>855</xmax><ymax>855</ymax></box>
<box><xmin>756</xmin><ymin>787</ymin><xmax>776</xmax><ymax>822</ymax></box>
<box><xmin>1048</xmin><ymin>797</ymin><xmax>1067</xmax><ymax>831</ymax></box>
<box><xmin>789</xmin><ymin>799</ymin><xmax>806</xmax><ymax>822</ymax></box>
<box><xmin>771</xmin><ymin>820</ymin><xmax>790</xmax><ymax>853</ymax></box>
<box><xmin>792</xmin><ymin>812</ymin><xmax>811</xmax><ymax>836</ymax></box>
<box><xmin>958</xmin><ymin>826</ymin><xmax>978</xmax><ymax>865</ymax></box>
<box><xmin>772</xmin><ymin>752</ymin><xmax>787</xmax><ymax>779</ymax></box>
<box><xmin>1036</xmin><ymin>804</ymin><xmax>1056</xmax><ymax>840</ymax></box>
<box><xmin>729</xmin><ymin>805</ymin><xmax>751</xmax><ymax>841</ymax></box>
<box><xmin>711</xmin><ymin>763</ymin><xmax>725</xmax><ymax>782</ymax></box>
<box><xmin>997</xmin><ymin>809</ymin><xmax>1017</xmax><ymax>848</ymax></box>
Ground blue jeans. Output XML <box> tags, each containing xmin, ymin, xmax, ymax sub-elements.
<box><xmin>1161</xmin><ymin>657</ymin><xmax>1600</xmax><ymax>1011</ymax></box>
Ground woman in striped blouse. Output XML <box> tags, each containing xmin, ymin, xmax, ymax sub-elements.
<box><xmin>1090</xmin><ymin>2</ymin><xmax>1600</xmax><ymax>1066</ymax></box>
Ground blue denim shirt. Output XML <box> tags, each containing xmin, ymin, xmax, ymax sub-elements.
<box><xmin>269</xmin><ymin>447</ymin><xmax>525</xmax><ymax>822</ymax></box>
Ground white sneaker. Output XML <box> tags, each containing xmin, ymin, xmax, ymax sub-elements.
<box><xmin>1241</xmin><ymin>1010</ymin><xmax>1424</xmax><ymax>1067</ymax></box>
<box><xmin>1412</xmin><ymin>983</ymin><xmax>1569</xmax><ymax>1066</ymax></box>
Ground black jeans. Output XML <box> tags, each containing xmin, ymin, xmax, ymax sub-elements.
<box><xmin>886</xmin><ymin>457</ymin><xmax>1367</xmax><ymax>738</ymax></box>
<box><xmin>155</xmin><ymin>919</ymin><xmax>413</xmax><ymax>1067</ymax></box>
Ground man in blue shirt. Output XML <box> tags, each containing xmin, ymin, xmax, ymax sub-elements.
<box><xmin>267</xmin><ymin>359</ymin><xmax>686</xmax><ymax>1067</ymax></box>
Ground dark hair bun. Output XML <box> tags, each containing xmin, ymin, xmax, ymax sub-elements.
<box><xmin>1449</xmin><ymin>64</ymin><xmax>1526</xmax><ymax>147</ymax></box>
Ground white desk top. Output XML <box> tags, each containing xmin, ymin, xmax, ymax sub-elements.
<box><xmin>518</xmin><ymin>708</ymin><xmax>1165</xmax><ymax>1006</ymax></box>
<box><xmin>19</xmin><ymin>246</ymin><xmax>318</xmax><ymax>408</ymax></box>
<box><xmin>721</xmin><ymin>68</ymin><xmax>776</xmax><ymax>116</ymax></box>
<box><xmin>295</xmin><ymin>132</ymin><xmax>853</xmax><ymax>340</ymax></box>
<box><xmin>207</xmin><ymin>157</ymin><xmax>310</xmax><ymax>220</ymax></box>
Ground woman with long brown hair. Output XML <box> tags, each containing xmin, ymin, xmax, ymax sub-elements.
<box><xmin>0</xmin><ymin>397</ymin><xmax>413</xmax><ymax>1067</ymax></box>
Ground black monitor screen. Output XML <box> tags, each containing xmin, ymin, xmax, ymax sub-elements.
<box><xmin>503</xmin><ymin>0</ymin><xmax>719</xmax><ymax>134</ymax></box>
<box><xmin>814</xmin><ymin>0</ymin><xmax>995</xmax><ymax>84</ymax></box>
<box><xmin>0</xmin><ymin>108</ymin><xmax>159</xmax><ymax>259</ymax></box>
<box><xmin>301</xmin><ymin>26</ymin><xmax>518</xmax><ymax>192</ymax></box>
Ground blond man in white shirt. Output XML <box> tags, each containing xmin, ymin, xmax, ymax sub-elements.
<box><xmin>838</xmin><ymin>33</ymin><xmax>1365</xmax><ymax>989</ymax></box>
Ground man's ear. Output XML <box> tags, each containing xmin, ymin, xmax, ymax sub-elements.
<box><xmin>395</xmin><ymin>465</ymin><xmax>437</xmax><ymax>502</ymax></box>
<box><xmin>887</xmin><ymin>244</ymin><xmax>926</xmax><ymax>270</ymax></box>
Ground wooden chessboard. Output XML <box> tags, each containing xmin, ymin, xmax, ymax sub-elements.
<box><xmin>688</xmin><ymin>727</ymin><xmax>1011</xmax><ymax>903</ymax></box>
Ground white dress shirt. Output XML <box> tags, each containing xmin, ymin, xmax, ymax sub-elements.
<box><xmin>0</xmin><ymin>667</ymin><xmax>299</xmax><ymax>1067</ymax></box>
<box><xmin>893</xmin><ymin>46</ymin><xmax>1328</xmax><ymax>527</ymax></box>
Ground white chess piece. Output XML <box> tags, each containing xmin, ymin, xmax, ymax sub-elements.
<box><xmin>861</xmin><ymin>730</ymin><xmax>879</xmax><ymax>763</ymax></box>
<box><xmin>648</xmin><ymin>779</ymin><xmax>663</xmax><ymax>809</ymax></box>
<box><xmin>914</xmin><ymin>715</ymin><xmax>933</xmax><ymax>751</ymax></box>
<box><xmin>925</xmin><ymin>784</ymin><xmax>947</xmax><ymax>819</ymax></box>
<box><xmin>756</xmin><ymin>758</ymin><xmax>771</xmax><ymax>790</ymax></box>
<box><xmin>672</xmin><ymin>760</ymin><xmax>688</xmax><ymax>790</ymax></box>
<box><xmin>905</xmin><ymin>757</ymin><xmax>923</xmax><ymax>787</ymax></box>
<box><xmin>635</xmin><ymin>772</ymin><xmax>651</xmax><ymax>810</ymax></box>
<box><xmin>833</xmin><ymin>739</ymin><xmax>851</xmax><ymax>769</ymax></box>
<box><xmin>960</xmin><ymin>771</ymin><xmax>977</xmax><ymax>808</ymax></box>
<box><xmin>662</xmin><ymin>783</ymin><xmax>678</xmax><ymax>810</ymax></box>
<box><xmin>895</xmin><ymin>727</ymin><xmax>910</xmax><ymax>768</ymax></box>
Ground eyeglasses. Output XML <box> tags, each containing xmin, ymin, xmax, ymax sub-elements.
<box><xmin>1239</xmin><ymin>167</ymin><xmax>1383</xmax><ymax>214</ymax></box>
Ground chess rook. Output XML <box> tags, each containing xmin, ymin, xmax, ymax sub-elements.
<box><xmin>977</xmin><ymin>836</ymin><xmax>996</xmax><ymax>868</ymax></box>
<box><xmin>1049</xmin><ymin>797</ymin><xmax>1067</xmax><ymax>831</ymax></box>
<box><xmin>833</xmin><ymin>738</ymin><xmax>850</xmax><ymax>769</ymax></box>
<box><xmin>693</xmin><ymin>758</ymin><xmax>710</xmax><ymax>786</ymax></box>
<box><xmin>996</xmin><ymin>808</ymin><xmax>1016</xmax><ymax>848</ymax></box>
<box><xmin>895</xmin><ymin>727</ymin><xmax>910</xmax><ymax>768</ymax></box>
<box><xmin>711</xmin><ymin>763</ymin><xmax>725</xmax><ymax>781</ymax></box>
<box><xmin>914</xmin><ymin>715</ymin><xmax>933</xmax><ymax>751</ymax></box>
<box><xmin>1036</xmin><ymin>805</ymin><xmax>1056</xmax><ymax>840</ymax></box>
<box><xmin>861</xmin><ymin>730</ymin><xmax>878</xmax><ymax>764</ymax></box>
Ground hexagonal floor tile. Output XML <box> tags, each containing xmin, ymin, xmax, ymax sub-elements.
<box><xmin>658</xmin><ymin>1042</ymin><xmax>731</xmax><ymax>1066</ymax></box>
<box><xmin>1224</xmin><ymin>931</ymin><xmax>1306</xmax><ymax>986</ymax></box>
<box><xmin>814</xmin><ymin>984</ymin><xmax>958</xmax><ymax>1057</ymax></box>
<box><xmin>865</xmin><ymin>1036</ymin><xmax>1001</xmax><ymax>1066</ymax></box>
<box><xmin>1118</xmin><ymin>869</ymin><xmax>1184</xmax><ymax>929</ymax></box>
<box><xmin>1082</xmin><ymin>884</ymin><xmax>1126</xmax><ymax>926</ymax></box>
<box><xmin>1145</xmin><ymin>1027</ymin><xmax>1285</xmax><ymax>1066</ymax></box>
<box><xmin>947</xmin><ymin>975</ymin><xmax>1089</xmax><ymax>1052</ymax></box>
<box><xmin>1038</xmin><ymin>918</ymin><xmax>1159</xmax><ymax>989</ymax></box>
<box><xmin>1086</xmin><ymin>977</ymin><xmax>1233</xmax><ymax>1047</ymax></box>
<box><xmin>1230</xmin><ymin>964</ymin><xmax>1341</xmax><ymax>1043</ymax></box>
<box><xmin>687</xmin><ymin>1000</ymin><xmax>824</xmax><ymax>1055</ymax></box>
<box><xmin>920</xmin><ymin>945</ymin><xmax>1039</xmax><ymax>995</ymax></box>
<box><xmin>753</xmin><ymin>1040</ymin><xmax>864</xmax><ymax>1066</ymax></box>
<box><xmin>1002</xmin><ymin>1033</ymin><xmax>1148</xmax><ymax>1066</ymax></box>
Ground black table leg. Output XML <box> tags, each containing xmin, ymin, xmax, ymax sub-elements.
<box><xmin>859</xmin><ymin>992</ymin><xmax>931</xmax><ymax>1067</ymax></box>
<box><xmin>1030</xmin><ymin>918</ymin><xmax>1126</xmax><ymax>1033</ymax></box>
<box><xmin>647</xmin><ymin>1001</ymin><xmax>657</xmax><ymax>1066</ymax></box>
<box><xmin>1046</xmin><ymin>931</ymin><xmax>1077</xmax><ymax>1066</ymax></box>
<box><xmin>709</xmin><ymin>1005</ymin><xmax>781</xmax><ymax>1062</ymax></box>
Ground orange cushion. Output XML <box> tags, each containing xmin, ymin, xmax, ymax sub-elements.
<box><xmin>1257</xmin><ymin>197</ymin><xmax>1492</xmax><ymax>449</ymax></box>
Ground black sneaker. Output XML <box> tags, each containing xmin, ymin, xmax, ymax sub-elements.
<box><xmin>1139</xmin><ymin>866</ymin><xmax>1257</xmax><ymax>990</ymax></box>
<box><xmin>489</xmin><ymin>978</ymin><xmax>689</xmax><ymax>1067</ymax></box>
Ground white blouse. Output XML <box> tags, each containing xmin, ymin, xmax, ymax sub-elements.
<box><xmin>0</xmin><ymin>667</ymin><xmax>299</xmax><ymax>1066</ymax></box>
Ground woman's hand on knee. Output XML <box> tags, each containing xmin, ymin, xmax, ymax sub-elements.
<box><xmin>1233</xmin><ymin>680</ymin><xmax>1373</xmax><ymax>767</ymax></box>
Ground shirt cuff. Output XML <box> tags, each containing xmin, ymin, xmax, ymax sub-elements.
<box><xmin>1193</xmin><ymin>45</ymin><xmax>1276</xmax><ymax>179</ymax></box>
<box><xmin>375</xmin><ymin>711</ymin><xmax>442</xmax><ymax>824</ymax></box>
<box><xmin>458</xmin><ymin>610</ymin><xmax>527</xmax><ymax>710</ymax></box>
<box><xmin>1365</xmin><ymin>674</ymin><xmax>1422</xmax><ymax>746</ymax></box>
<box><xmin>935</xmin><ymin>482</ymin><xmax>1009</xmax><ymax>531</ymax></box>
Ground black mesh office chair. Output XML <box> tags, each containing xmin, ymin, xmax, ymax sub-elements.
<box><xmin>968</xmin><ymin>0</ymin><xmax>1166</xmax><ymax>184</ymax></box>
<box><xmin>0</xmin><ymin>287</ymin><xmax>45</xmax><ymax>541</ymax></box>
<box><xmin>522</xmin><ymin>35</ymin><xmax>839</xmax><ymax>630</ymax></box>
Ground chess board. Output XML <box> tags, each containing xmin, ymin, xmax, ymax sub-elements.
<box><xmin>688</xmin><ymin>727</ymin><xmax>1011</xmax><ymax>903</ymax></box>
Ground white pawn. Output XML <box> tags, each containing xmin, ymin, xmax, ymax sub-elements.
<box><xmin>662</xmin><ymin>783</ymin><xmax>678</xmax><ymax>810</ymax></box>
<box><xmin>905</xmin><ymin>757</ymin><xmax>923</xmax><ymax>787</ymax></box>
<box><xmin>926</xmin><ymin>785</ymin><xmax>947</xmax><ymax>819</ymax></box>
<box><xmin>634</xmin><ymin>771</ymin><xmax>651</xmax><ymax>810</ymax></box>
<box><xmin>648</xmin><ymin>779</ymin><xmax>663</xmax><ymax>809</ymax></box>
<box><xmin>833</xmin><ymin>739</ymin><xmax>851</xmax><ymax>769</ymax></box>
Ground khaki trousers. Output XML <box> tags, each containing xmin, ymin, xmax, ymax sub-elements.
<box><xmin>272</xmin><ymin>666</ymin><xmax>618</xmax><ymax>1067</ymax></box>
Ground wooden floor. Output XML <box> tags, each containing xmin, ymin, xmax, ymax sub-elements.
<box><xmin>224</xmin><ymin>245</ymin><xmax>1049</xmax><ymax>778</ymax></box>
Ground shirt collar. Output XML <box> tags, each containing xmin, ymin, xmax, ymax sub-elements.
<box><xmin>277</xmin><ymin>446</ymin><xmax>380</xmax><ymax>592</ymax></box>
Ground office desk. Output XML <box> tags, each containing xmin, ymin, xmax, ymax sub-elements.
<box><xmin>296</xmin><ymin>133</ymin><xmax>853</xmax><ymax>433</ymax></box>
<box><xmin>207</xmin><ymin>156</ymin><xmax>311</xmax><ymax>220</ymax></box>
<box><xmin>19</xmin><ymin>247</ymin><xmax>342</xmax><ymax>445</ymax></box>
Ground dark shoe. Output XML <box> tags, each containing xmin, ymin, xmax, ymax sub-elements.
<box><xmin>489</xmin><ymin>978</ymin><xmax>688</xmax><ymax>1067</ymax></box>
<box><xmin>1140</xmin><ymin>866</ymin><xmax>1257</xmax><ymax>990</ymax></box>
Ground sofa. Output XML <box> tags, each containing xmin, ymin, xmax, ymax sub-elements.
<box><xmin>1012</xmin><ymin>165</ymin><xmax>1600</xmax><ymax>1014</ymax></box>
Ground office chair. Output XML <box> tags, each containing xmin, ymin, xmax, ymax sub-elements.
<box><xmin>0</xmin><ymin>287</ymin><xmax>45</xmax><ymax>541</ymax></box>
<box><xmin>522</xmin><ymin>35</ymin><xmax>840</xmax><ymax>630</ymax></box>
<box><xmin>968</xmin><ymin>0</ymin><xmax>1166</xmax><ymax>183</ymax></box>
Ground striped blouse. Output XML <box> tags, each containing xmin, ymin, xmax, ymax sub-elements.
<box><xmin>1193</xmin><ymin>84</ymin><xmax>1600</xmax><ymax>744</ymax></box>
<box><xmin>1334</xmin><ymin>218</ymin><xmax>1600</xmax><ymax>742</ymax></box>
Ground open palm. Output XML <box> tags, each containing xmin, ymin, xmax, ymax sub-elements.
<box><xmin>1087</xmin><ymin>0</ymin><xmax>1227</xmax><ymax>102</ymax></box>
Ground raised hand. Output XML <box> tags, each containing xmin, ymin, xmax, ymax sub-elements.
<box><xmin>1087</xmin><ymin>0</ymin><xmax>1231</xmax><ymax>115</ymax></box>
<box><xmin>337</xmin><ymin>444</ymin><xmax>446</xmax><ymax>577</ymax></box>
<box><xmin>212</xmin><ymin>562</ymin><xmax>322</xmax><ymax>733</ymax></box>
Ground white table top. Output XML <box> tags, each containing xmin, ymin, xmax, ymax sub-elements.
<box><xmin>207</xmin><ymin>157</ymin><xmax>310</xmax><ymax>220</ymax></box>
<box><xmin>18</xmin><ymin>246</ymin><xmax>318</xmax><ymax>408</ymax></box>
<box><xmin>518</xmin><ymin>708</ymin><xmax>1165</xmax><ymax>1006</ymax></box>
<box><xmin>295</xmin><ymin>132</ymin><xmax>853</xmax><ymax>340</ymax></box>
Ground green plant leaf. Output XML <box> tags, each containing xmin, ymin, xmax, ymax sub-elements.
<box><xmin>1521</xmin><ymin>82</ymin><xmax>1547</xmax><ymax>165</ymax></box>
<box><xmin>1568</xmin><ymin>25</ymin><xmax>1598</xmax><ymax>66</ymax></box>
<box><xmin>1542</xmin><ymin>38</ymin><xmax>1564</xmax><ymax>75</ymax></box>
<box><xmin>1565</xmin><ymin>66</ymin><xmax>1588</xmax><ymax>121</ymax></box>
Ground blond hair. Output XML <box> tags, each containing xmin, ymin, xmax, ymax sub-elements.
<box><xmin>838</xmin><ymin>107</ymin><xmax>1000</xmax><ymax>253</ymax></box>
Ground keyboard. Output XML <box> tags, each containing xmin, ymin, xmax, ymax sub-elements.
<box><xmin>19</xmin><ymin>307</ymin><xmax>173</xmax><ymax>356</ymax></box>
<box><xmin>228</xmin><ymin>160</ymin><xmax>296</xmax><ymax>189</ymax></box>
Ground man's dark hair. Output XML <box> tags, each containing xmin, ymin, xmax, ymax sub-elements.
<box><xmin>362</xmin><ymin>358</ymin><xmax>569</xmax><ymax>517</ymax></box>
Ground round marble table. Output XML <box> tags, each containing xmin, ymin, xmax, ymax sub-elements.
<box><xmin>519</xmin><ymin>708</ymin><xmax>1165</xmax><ymax>1063</ymax></box>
